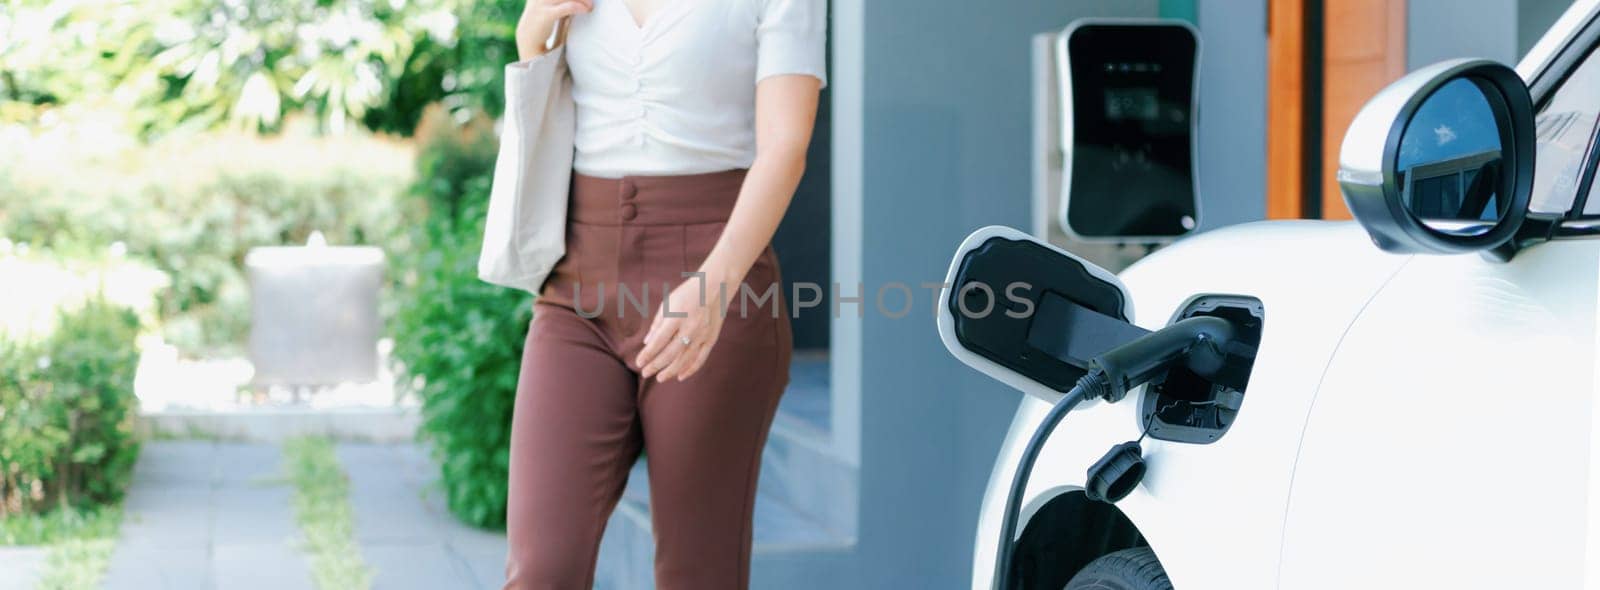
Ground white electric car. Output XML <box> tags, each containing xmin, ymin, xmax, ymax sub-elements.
<box><xmin>946</xmin><ymin>2</ymin><xmax>1600</xmax><ymax>588</ymax></box>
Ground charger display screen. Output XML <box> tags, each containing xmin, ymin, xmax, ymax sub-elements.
<box><xmin>1105</xmin><ymin>87</ymin><xmax>1159</xmax><ymax>121</ymax></box>
<box><xmin>1065</xmin><ymin>23</ymin><xmax>1198</xmax><ymax>238</ymax></box>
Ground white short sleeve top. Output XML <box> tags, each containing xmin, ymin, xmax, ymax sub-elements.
<box><xmin>563</xmin><ymin>0</ymin><xmax>827</xmax><ymax>178</ymax></box>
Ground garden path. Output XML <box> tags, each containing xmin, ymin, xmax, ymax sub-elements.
<box><xmin>100</xmin><ymin>441</ymin><xmax>508</xmax><ymax>590</ymax></box>
<box><xmin>102</xmin><ymin>441</ymin><xmax>313</xmax><ymax>589</ymax></box>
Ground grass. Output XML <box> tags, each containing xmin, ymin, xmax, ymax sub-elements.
<box><xmin>0</xmin><ymin>503</ymin><xmax>123</xmax><ymax>590</ymax></box>
<box><xmin>283</xmin><ymin>436</ymin><xmax>373</xmax><ymax>590</ymax></box>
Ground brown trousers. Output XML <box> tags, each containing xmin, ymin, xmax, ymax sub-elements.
<box><xmin>504</xmin><ymin>169</ymin><xmax>793</xmax><ymax>590</ymax></box>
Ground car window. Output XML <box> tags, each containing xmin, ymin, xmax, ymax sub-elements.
<box><xmin>1591</xmin><ymin>158</ymin><xmax>1600</xmax><ymax>208</ymax></box>
<box><xmin>1530</xmin><ymin>45</ymin><xmax>1600</xmax><ymax>214</ymax></box>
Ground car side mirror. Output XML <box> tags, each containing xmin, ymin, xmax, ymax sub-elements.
<box><xmin>1338</xmin><ymin>58</ymin><xmax>1535</xmax><ymax>255</ymax></box>
<box><xmin>936</xmin><ymin>226</ymin><xmax>1143</xmax><ymax>402</ymax></box>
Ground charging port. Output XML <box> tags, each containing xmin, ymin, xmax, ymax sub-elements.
<box><xmin>1138</xmin><ymin>295</ymin><xmax>1264</xmax><ymax>444</ymax></box>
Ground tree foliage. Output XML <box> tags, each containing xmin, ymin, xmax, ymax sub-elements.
<box><xmin>0</xmin><ymin>0</ymin><xmax>524</xmax><ymax>137</ymax></box>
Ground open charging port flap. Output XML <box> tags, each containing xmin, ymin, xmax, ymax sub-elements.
<box><xmin>1138</xmin><ymin>295</ymin><xmax>1265</xmax><ymax>444</ymax></box>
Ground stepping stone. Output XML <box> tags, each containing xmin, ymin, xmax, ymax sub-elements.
<box><xmin>0</xmin><ymin>546</ymin><xmax>48</xmax><ymax>590</ymax></box>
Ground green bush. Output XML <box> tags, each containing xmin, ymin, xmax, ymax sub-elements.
<box><xmin>0</xmin><ymin>140</ymin><xmax>415</xmax><ymax>356</ymax></box>
<box><xmin>0</xmin><ymin>297</ymin><xmax>143</xmax><ymax>517</ymax></box>
<box><xmin>133</xmin><ymin>171</ymin><xmax>412</xmax><ymax>354</ymax></box>
<box><xmin>390</xmin><ymin>115</ymin><xmax>530</xmax><ymax>528</ymax></box>
<box><xmin>2</xmin><ymin>0</ymin><xmax>525</xmax><ymax>138</ymax></box>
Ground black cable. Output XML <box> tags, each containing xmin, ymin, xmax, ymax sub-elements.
<box><xmin>989</xmin><ymin>315</ymin><xmax>1233</xmax><ymax>588</ymax></box>
<box><xmin>992</xmin><ymin>371</ymin><xmax>1110</xmax><ymax>590</ymax></box>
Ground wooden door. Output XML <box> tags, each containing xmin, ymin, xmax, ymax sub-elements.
<box><xmin>1267</xmin><ymin>0</ymin><xmax>1407</xmax><ymax>219</ymax></box>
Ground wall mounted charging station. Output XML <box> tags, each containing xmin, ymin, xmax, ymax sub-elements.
<box><xmin>1057</xmin><ymin>19</ymin><xmax>1201</xmax><ymax>242</ymax></box>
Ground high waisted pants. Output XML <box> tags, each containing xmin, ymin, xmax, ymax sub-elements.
<box><xmin>503</xmin><ymin>169</ymin><xmax>793</xmax><ymax>590</ymax></box>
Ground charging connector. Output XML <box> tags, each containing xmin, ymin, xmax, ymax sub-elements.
<box><xmin>1094</xmin><ymin>316</ymin><xmax>1235</xmax><ymax>402</ymax></box>
<box><xmin>991</xmin><ymin>315</ymin><xmax>1240</xmax><ymax>589</ymax></box>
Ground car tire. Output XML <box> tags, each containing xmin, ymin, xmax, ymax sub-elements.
<box><xmin>1063</xmin><ymin>547</ymin><xmax>1173</xmax><ymax>590</ymax></box>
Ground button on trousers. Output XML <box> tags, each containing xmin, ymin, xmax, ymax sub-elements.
<box><xmin>504</xmin><ymin>169</ymin><xmax>793</xmax><ymax>590</ymax></box>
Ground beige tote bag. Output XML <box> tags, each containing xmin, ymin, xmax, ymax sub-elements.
<box><xmin>478</xmin><ymin>22</ymin><xmax>575</xmax><ymax>294</ymax></box>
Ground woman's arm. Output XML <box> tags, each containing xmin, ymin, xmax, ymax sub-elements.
<box><xmin>698</xmin><ymin>75</ymin><xmax>821</xmax><ymax>296</ymax></box>
<box><xmin>637</xmin><ymin>74</ymin><xmax>823</xmax><ymax>381</ymax></box>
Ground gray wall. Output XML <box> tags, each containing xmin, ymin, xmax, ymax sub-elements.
<box><xmin>1518</xmin><ymin>0</ymin><xmax>1577</xmax><ymax>57</ymax></box>
<box><xmin>1409</xmin><ymin>0</ymin><xmax>1577</xmax><ymax>69</ymax></box>
<box><xmin>1409</xmin><ymin>0</ymin><xmax>1521</xmax><ymax>68</ymax></box>
<box><xmin>1195</xmin><ymin>0</ymin><xmax>1267</xmax><ymax>229</ymax></box>
<box><xmin>834</xmin><ymin>1</ymin><xmax>1155</xmax><ymax>587</ymax></box>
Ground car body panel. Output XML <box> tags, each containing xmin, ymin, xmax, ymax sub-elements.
<box><xmin>972</xmin><ymin>221</ymin><xmax>1413</xmax><ymax>589</ymax></box>
<box><xmin>1277</xmin><ymin>238</ymin><xmax>1600</xmax><ymax>588</ymax></box>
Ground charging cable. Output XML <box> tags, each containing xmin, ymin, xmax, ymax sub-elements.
<box><xmin>991</xmin><ymin>315</ymin><xmax>1234</xmax><ymax>589</ymax></box>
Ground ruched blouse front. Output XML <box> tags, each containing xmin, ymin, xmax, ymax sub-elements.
<box><xmin>564</xmin><ymin>0</ymin><xmax>827</xmax><ymax>178</ymax></box>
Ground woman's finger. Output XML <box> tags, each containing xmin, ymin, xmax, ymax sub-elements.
<box><xmin>642</xmin><ymin>305</ymin><xmax>667</xmax><ymax>346</ymax></box>
<box><xmin>664</xmin><ymin>314</ymin><xmax>717</xmax><ymax>381</ymax></box>
<box><xmin>636</xmin><ymin>316</ymin><xmax>676</xmax><ymax>370</ymax></box>
<box><xmin>641</xmin><ymin>332</ymin><xmax>688</xmax><ymax>379</ymax></box>
<box><xmin>655</xmin><ymin>320</ymin><xmax>709</xmax><ymax>381</ymax></box>
<box><xmin>675</xmin><ymin>337</ymin><xmax>718</xmax><ymax>381</ymax></box>
<box><xmin>641</xmin><ymin>319</ymin><xmax>693</xmax><ymax>378</ymax></box>
<box><xmin>656</xmin><ymin>340</ymin><xmax>701</xmax><ymax>382</ymax></box>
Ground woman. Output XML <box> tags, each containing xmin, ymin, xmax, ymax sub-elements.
<box><xmin>501</xmin><ymin>0</ymin><xmax>824</xmax><ymax>587</ymax></box>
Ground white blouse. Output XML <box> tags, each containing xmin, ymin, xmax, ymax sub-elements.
<box><xmin>562</xmin><ymin>0</ymin><xmax>827</xmax><ymax>178</ymax></box>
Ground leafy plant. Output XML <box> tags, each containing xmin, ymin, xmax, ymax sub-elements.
<box><xmin>0</xmin><ymin>296</ymin><xmax>142</xmax><ymax>517</ymax></box>
<box><xmin>391</xmin><ymin>202</ymin><xmax>531</xmax><ymax>527</ymax></box>
<box><xmin>2</xmin><ymin>0</ymin><xmax>526</xmax><ymax>138</ymax></box>
<box><xmin>390</xmin><ymin>115</ymin><xmax>530</xmax><ymax>527</ymax></box>
<box><xmin>0</xmin><ymin>503</ymin><xmax>124</xmax><ymax>590</ymax></box>
<box><xmin>0</xmin><ymin>133</ymin><xmax>416</xmax><ymax>356</ymax></box>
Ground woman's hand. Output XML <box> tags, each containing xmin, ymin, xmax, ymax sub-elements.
<box><xmin>516</xmin><ymin>0</ymin><xmax>592</xmax><ymax>60</ymax></box>
<box><xmin>636</xmin><ymin>273</ymin><xmax>733</xmax><ymax>382</ymax></box>
<box><xmin>635</xmin><ymin>75</ymin><xmax>820</xmax><ymax>383</ymax></box>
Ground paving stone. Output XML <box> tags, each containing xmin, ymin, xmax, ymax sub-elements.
<box><xmin>334</xmin><ymin>444</ymin><xmax>399</xmax><ymax>482</ymax></box>
<box><xmin>391</xmin><ymin>443</ymin><xmax>439</xmax><ymax>485</ymax></box>
<box><xmin>0</xmin><ymin>546</ymin><xmax>48</xmax><ymax>590</ymax></box>
<box><xmin>213</xmin><ymin>542</ymin><xmax>314</xmax><ymax>590</ymax></box>
<box><xmin>102</xmin><ymin>542</ymin><xmax>210</xmax><ymax>590</ymax></box>
<box><xmin>364</xmin><ymin>542</ymin><xmax>476</xmax><ymax>590</ymax></box>
<box><xmin>213</xmin><ymin>486</ymin><xmax>299</xmax><ymax>546</ymax></box>
<box><xmin>103</xmin><ymin>441</ymin><xmax>513</xmax><ymax>590</ymax></box>
<box><xmin>338</xmin><ymin>443</ymin><xmax>511</xmax><ymax>589</ymax></box>
<box><xmin>104</xmin><ymin>441</ymin><xmax>307</xmax><ymax>590</ymax></box>
<box><xmin>119</xmin><ymin>488</ymin><xmax>214</xmax><ymax>545</ymax></box>
<box><xmin>127</xmin><ymin>441</ymin><xmax>217</xmax><ymax>490</ymax></box>
<box><xmin>349</xmin><ymin>492</ymin><xmax>451</xmax><ymax>545</ymax></box>
<box><xmin>212</xmin><ymin>443</ymin><xmax>287</xmax><ymax>487</ymax></box>
<box><xmin>445</xmin><ymin>525</ymin><xmax>509</xmax><ymax>589</ymax></box>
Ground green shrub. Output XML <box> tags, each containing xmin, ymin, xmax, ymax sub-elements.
<box><xmin>2</xmin><ymin>0</ymin><xmax>526</xmax><ymax>138</ymax></box>
<box><xmin>0</xmin><ymin>137</ymin><xmax>416</xmax><ymax>356</ymax></box>
<box><xmin>0</xmin><ymin>297</ymin><xmax>142</xmax><ymax>517</ymax></box>
<box><xmin>132</xmin><ymin>171</ymin><xmax>413</xmax><ymax>354</ymax></box>
<box><xmin>409</xmin><ymin>105</ymin><xmax>499</xmax><ymax>224</ymax></box>
<box><xmin>390</xmin><ymin>115</ymin><xmax>531</xmax><ymax>528</ymax></box>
